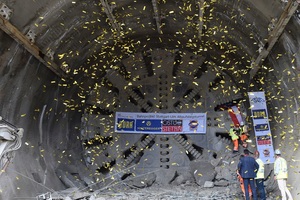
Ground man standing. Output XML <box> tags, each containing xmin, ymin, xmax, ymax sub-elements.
<box><xmin>255</xmin><ymin>151</ymin><xmax>266</xmax><ymax>200</ymax></box>
<box><xmin>238</xmin><ymin>149</ymin><xmax>259</xmax><ymax>200</ymax></box>
<box><xmin>274</xmin><ymin>149</ymin><xmax>293</xmax><ymax>200</ymax></box>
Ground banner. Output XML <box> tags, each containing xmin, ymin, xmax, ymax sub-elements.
<box><xmin>228</xmin><ymin>105</ymin><xmax>243</xmax><ymax>127</ymax></box>
<box><xmin>248</xmin><ymin>91</ymin><xmax>275</xmax><ymax>163</ymax></box>
<box><xmin>115</xmin><ymin>112</ymin><xmax>206</xmax><ymax>134</ymax></box>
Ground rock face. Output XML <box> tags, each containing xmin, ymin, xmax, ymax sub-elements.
<box><xmin>190</xmin><ymin>160</ymin><xmax>217</xmax><ymax>186</ymax></box>
<box><xmin>155</xmin><ymin>169</ymin><xmax>177</xmax><ymax>185</ymax></box>
<box><xmin>125</xmin><ymin>172</ymin><xmax>156</xmax><ymax>188</ymax></box>
<box><xmin>204</xmin><ymin>181</ymin><xmax>214</xmax><ymax>188</ymax></box>
<box><xmin>172</xmin><ymin>171</ymin><xmax>194</xmax><ymax>185</ymax></box>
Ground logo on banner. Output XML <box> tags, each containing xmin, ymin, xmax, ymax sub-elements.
<box><xmin>136</xmin><ymin>119</ymin><xmax>161</xmax><ymax>132</ymax></box>
<box><xmin>189</xmin><ymin>120</ymin><xmax>199</xmax><ymax>131</ymax></box>
<box><xmin>255</xmin><ymin>124</ymin><xmax>269</xmax><ymax>131</ymax></box>
<box><xmin>250</xmin><ymin>96</ymin><xmax>266</xmax><ymax>104</ymax></box>
<box><xmin>162</xmin><ymin>119</ymin><xmax>183</xmax><ymax>132</ymax></box>
<box><xmin>117</xmin><ymin>118</ymin><xmax>135</xmax><ymax>132</ymax></box>
<box><xmin>257</xmin><ymin>135</ymin><xmax>272</xmax><ymax>145</ymax></box>
<box><xmin>252</xmin><ymin>109</ymin><xmax>267</xmax><ymax>119</ymax></box>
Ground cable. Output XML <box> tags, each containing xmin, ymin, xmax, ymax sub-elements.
<box><xmin>7</xmin><ymin>168</ymin><xmax>55</xmax><ymax>193</ymax></box>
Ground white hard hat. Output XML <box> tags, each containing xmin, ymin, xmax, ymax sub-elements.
<box><xmin>240</xmin><ymin>122</ymin><xmax>244</xmax><ymax>126</ymax></box>
<box><xmin>275</xmin><ymin>149</ymin><xmax>281</xmax><ymax>155</ymax></box>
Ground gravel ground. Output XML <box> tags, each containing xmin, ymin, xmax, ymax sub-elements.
<box><xmin>91</xmin><ymin>184</ymin><xmax>241</xmax><ymax>200</ymax></box>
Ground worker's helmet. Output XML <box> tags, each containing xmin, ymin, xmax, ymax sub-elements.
<box><xmin>275</xmin><ymin>149</ymin><xmax>281</xmax><ymax>155</ymax></box>
<box><xmin>240</xmin><ymin>121</ymin><xmax>244</xmax><ymax>126</ymax></box>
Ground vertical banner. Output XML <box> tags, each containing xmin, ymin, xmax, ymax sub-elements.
<box><xmin>248</xmin><ymin>91</ymin><xmax>275</xmax><ymax>163</ymax></box>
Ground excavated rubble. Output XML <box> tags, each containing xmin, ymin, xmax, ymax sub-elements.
<box><xmin>50</xmin><ymin>149</ymin><xmax>279</xmax><ymax>200</ymax></box>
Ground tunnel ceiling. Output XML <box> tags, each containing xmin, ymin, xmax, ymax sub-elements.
<box><xmin>1</xmin><ymin>0</ymin><xmax>299</xmax><ymax>110</ymax></box>
<box><xmin>2</xmin><ymin>0</ymin><xmax>296</xmax><ymax>84</ymax></box>
<box><xmin>1</xmin><ymin>0</ymin><xmax>298</xmax><ymax>117</ymax></box>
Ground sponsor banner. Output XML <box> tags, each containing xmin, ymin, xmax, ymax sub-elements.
<box><xmin>248</xmin><ymin>91</ymin><xmax>275</xmax><ymax>163</ymax></box>
<box><xmin>115</xmin><ymin>112</ymin><xmax>206</xmax><ymax>134</ymax></box>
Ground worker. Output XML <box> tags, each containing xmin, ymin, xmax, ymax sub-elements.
<box><xmin>255</xmin><ymin>151</ymin><xmax>266</xmax><ymax>200</ymax></box>
<box><xmin>274</xmin><ymin>149</ymin><xmax>293</xmax><ymax>200</ymax></box>
<box><xmin>237</xmin><ymin>155</ymin><xmax>252</xmax><ymax>199</ymax></box>
<box><xmin>237</xmin><ymin>149</ymin><xmax>259</xmax><ymax>200</ymax></box>
<box><xmin>239</xmin><ymin>122</ymin><xmax>249</xmax><ymax>148</ymax></box>
<box><xmin>229</xmin><ymin>124</ymin><xmax>239</xmax><ymax>153</ymax></box>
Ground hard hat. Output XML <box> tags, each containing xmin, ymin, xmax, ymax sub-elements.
<box><xmin>240</xmin><ymin>122</ymin><xmax>244</xmax><ymax>126</ymax></box>
<box><xmin>275</xmin><ymin>149</ymin><xmax>281</xmax><ymax>155</ymax></box>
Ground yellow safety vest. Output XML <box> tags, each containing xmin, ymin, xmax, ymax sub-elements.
<box><xmin>241</xmin><ymin>125</ymin><xmax>248</xmax><ymax>134</ymax></box>
<box><xmin>255</xmin><ymin>158</ymin><xmax>264</xmax><ymax>179</ymax></box>
<box><xmin>229</xmin><ymin>128</ymin><xmax>239</xmax><ymax>140</ymax></box>
<box><xmin>274</xmin><ymin>157</ymin><xmax>288</xmax><ymax>179</ymax></box>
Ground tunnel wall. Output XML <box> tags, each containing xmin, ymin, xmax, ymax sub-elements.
<box><xmin>0</xmin><ymin>35</ymin><xmax>84</xmax><ymax>199</ymax></box>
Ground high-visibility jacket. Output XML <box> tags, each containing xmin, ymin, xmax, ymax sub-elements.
<box><xmin>241</xmin><ymin>125</ymin><xmax>248</xmax><ymax>134</ymax></box>
<box><xmin>255</xmin><ymin>158</ymin><xmax>264</xmax><ymax>179</ymax></box>
<box><xmin>229</xmin><ymin>128</ymin><xmax>239</xmax><ymax>140</ymax></box>
<box><xmin>274</xmin><ymin>157</ymin><xmax>288</xmax><ymax>179</ymax></box>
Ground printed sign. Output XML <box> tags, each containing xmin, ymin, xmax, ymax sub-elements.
<box><xmin>115</xmin><ymin>112</ymin><xmax>206</xmax><ymax>134</ymax></box>
<box><xmin>248</xmin><ymin>91</ymin><xmax>275</xmax><ymax>163</ymax></box>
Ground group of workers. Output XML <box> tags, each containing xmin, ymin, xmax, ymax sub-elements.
<box><xmin>227</xmin><ymin>121</ymin><xmax>293</xmax><ymax>200</ymax></box>
<box><xmin>236</xmin><ymin>149</ymin><xmax>293</xmax><ymax>200</ymax></box>
<box><xmin>237</xmin><ymin>149</ymin><xmax>265</xmax><ymax>200</ymax></box>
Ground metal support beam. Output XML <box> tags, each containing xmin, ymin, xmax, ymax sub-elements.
<box><xmin>100</xmin><ymin>0</ymin><xmax>122</xmax><ymax>36</ymax></box>
<box><xmin>196</xmin><ymin>0</ymin><xmax>205</xmax><ymax>39</ymax></box>
<box><xmin>249</xmin><ymin>0</ymin><xmax>299</xmax><ymax>80</ymax></box>
<box><xmin>0</xmin><ymin>15</ymin><xmax>67</xmax><ymax>78</ymax></box>
<box><xmin>151</xmin><ymin>0</ymin><xmax>162</xmax><ymax>34</ymax></box>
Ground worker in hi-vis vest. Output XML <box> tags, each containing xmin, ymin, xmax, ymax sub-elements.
<box><xmin>239</xmin><ymin>122</ymin><xmax>249</xmax><ymax>148</ymax></box>
<box><xmin>255</xmin><ymin>151</ymin><xmax>266</xmax><ymax>200</ymax></box>
<box><xmin>229</xmin><ymin>124</ymin><xmax>239</xmax><ymax>153</ymax></box>
<box><xmin>274</xmin><ymin>149</ymin><xmax>293</xmax><ymax>200</ymax></box>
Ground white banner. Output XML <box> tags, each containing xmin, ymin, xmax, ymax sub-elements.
<box><xmin>115</xmin><ymin>112</ymin><xmax>206</xmax><ymax>134</ymax></box>
<box><xmin>248</xmin><ymin>91</ymin><xmax>275</xmax><ymax>163</ymax></box>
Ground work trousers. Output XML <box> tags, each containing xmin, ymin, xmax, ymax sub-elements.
<box><xmin>233</xmin><ymin>139</ymin><xmax>238</xmax><ymax>151</ymax></box>
<box><xmin>243</xmin><ymin>178</ymin><xmax>257</xmax><ymax>200</ymax></box>
<box><xmin>255</xmin><ymin>179</ymin><xmax>266</xmax><ymax>200</ymax></box>
<box><xmin>277</xmin><ymin>179</ymin><xmax>293</xmax><ymax>200</ymax></box>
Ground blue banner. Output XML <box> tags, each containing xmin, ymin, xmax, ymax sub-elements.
<box><xmin>136</xmin><ymin>119</ymin><xmax>162</xmax><ymax>132</ymax></box>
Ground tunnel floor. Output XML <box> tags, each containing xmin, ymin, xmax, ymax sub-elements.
<box><xmin>50</xmin><ymin>184</ymin><xmax>240</xmax><ymax>200</ymax></box>
<box><xmin>47</xmin><ymin>183</ymin><xmax>281</xmax><ymax>200</ymax></box>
